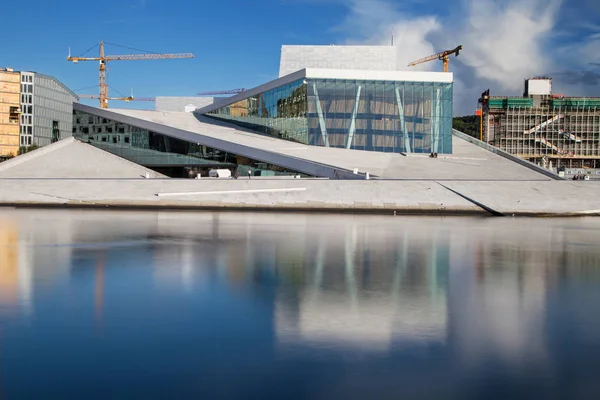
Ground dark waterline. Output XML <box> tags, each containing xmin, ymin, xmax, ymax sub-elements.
<box><xmin>1</xmin><ymin>210</ymin><xmax>600</xmax><ymax>399</ymax></box>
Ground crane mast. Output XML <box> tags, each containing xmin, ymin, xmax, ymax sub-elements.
<box><xmin>68</xmin><ymin>41</ymin><xmax>194</xmax><ymax>108</ymax></box>
<box><xmin>99</xmin><ymin>42</ymin><xmax>107</xmax><ymax>109</ymax></box>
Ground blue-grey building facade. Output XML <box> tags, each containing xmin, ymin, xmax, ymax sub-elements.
<box><xmin>18</xmin><ymin>72</ymin><xmax>79</xmax><ymax>147</ymax></box>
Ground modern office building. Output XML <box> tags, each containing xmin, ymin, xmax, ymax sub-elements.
<box><xmin>480</xmin><ymin>77</ymin><xmax>600</xmax><ymax>177</ymax></box>
<box><xmin>27</xmin><ymin>72</ymin><xmax>79</xmax><ymax>147</ymax></box>
<box><xmin>1</xmin><ymin>67</ymin><xmax>78</xmax><ymax>158</ymax></box>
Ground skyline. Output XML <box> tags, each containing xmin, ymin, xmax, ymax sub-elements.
<box><xmin>0</xmin><ymin>0</ymin><xmax>598</xmax><ymax>115</ymax></box>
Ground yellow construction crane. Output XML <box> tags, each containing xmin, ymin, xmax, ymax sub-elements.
<box><xmin>78</xmin><ymin>94</ymin><xmax>156</xmax><ymax>103</ymax></box>
<box><xmin>408</xmin><ymin>45</ymin><xmax>463</xmax><ymax>72</ymax></box>
<box><xmin>68</xmin><ymin>41</ymin><xmax>194</xmax><ymax>109</ymax></box>
<box><xmin>79</xmin><ymin>94</ymin><xmax>134</xmax><ymax>103</ymax></box>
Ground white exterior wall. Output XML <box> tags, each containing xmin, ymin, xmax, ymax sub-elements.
<box><xmin>526</xmin><ymin>79</ymin><xmax>552</xmax><ymax>96</ymax></box>
<box><xmin>19</xmin><ymin>72</ymin><xmax>35</xmax><ymax>147</ymax></box>
<box><xmin>32</xmin><ymin>73</ymin><xmax>78</xmax><ymax>147</ymax></box>
<box><xmin>155</xmin><ymin>97</ymin><xmax>215</xmax><ymax>112</ymax></box>
<box><xmin>279</xmin><ymin>45</ymin><xmax>398</xmax><ymax>77</ymax></box>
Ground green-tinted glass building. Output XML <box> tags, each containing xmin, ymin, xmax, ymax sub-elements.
<box><xmin>197</xmin><ymin>69</ymin><xmax>454</xmax><ymax>154</ymax></box>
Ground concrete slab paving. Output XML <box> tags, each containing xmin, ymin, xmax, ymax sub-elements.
<box><xmin>443</xmin><ymin>181</ymin><xmax>600</xmax><ymax>215</ymax></box>
<box><xmin>0</xmin><ymin>179</ymin><xmax>484</xmax><ymax>214</ymax></box>
<box><xmin>2</xmin><ymin>178</ymin><xmax>600</xmax><ymax>215</ymax></box>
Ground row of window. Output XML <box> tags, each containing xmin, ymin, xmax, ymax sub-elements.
<box><xmin>21</xmin><ymin>105</ymin><xmax>33</xmax><ymax>114</ymax></box>
<box><xmin>37</xmin><ymin>78</ymin><xmax>64</xmax><ymax>93</ymax></box>
<box><xmin>21</xmin><ymin>74</ymin><xmax>33</xmax><ymax>83</ymax></box>
<box><xmin>74</xmin><ymin>115</ymin><xmax>110</xmax><ymax>124</ymax></box>
<box><xmin>36</xmin><ymin>110</ymin><xmax>68</xmax><ymax>120</ymax></box>
<box><xmin>75</xmin><ymin>126</ymin><xmax>126</xmax><ymax>134</ymax></box>
<box><xmin>21</xmin><ymin>84</ymin><xmax>33</xmax><ymax>94</ymax></box>
<box><xmin>21</xmin><ymin>94</ymin><xmax>33</xmax><ymax>104</ymax></box>
<box><xmin>84</xmin><ymin>135</ymin><xmax>131</xmax><ymax>144</ymax></box>
<box><xmin>20</xmin><ymin>135</ymin><xmax>33</xmax><ymax>146</ymax></box>
<box><xmin>35</xmin><ymin>98</ymin><xmax>74</xmax><ymax>112</ymax></box>
<box><xmin>20</xmin><ymin>126</ymin><xmax>33</xmax><ymax>135</ymax></box>
<box><xmin>21</xmin><ymin>115</ymin><xmax>32</xmax><ymax>124</ymax></box>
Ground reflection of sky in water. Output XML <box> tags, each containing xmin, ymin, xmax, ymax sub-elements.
<box><xmin>0</xmin><ymin>210</ymin><xmax>600</xmax><ymax>398</ymax></box>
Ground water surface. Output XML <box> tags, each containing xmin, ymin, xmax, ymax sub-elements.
<box><xmin>1</xmin><ymin>210</ymin><xmax>600</xmax><ymax>399</ymax></box>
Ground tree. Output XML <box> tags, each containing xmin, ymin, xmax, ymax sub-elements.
<box><xmin>453</xmin><ymin>115</ymin><xmax>479</xmax><ymax>139</ymax></box>
<box><xmin>0</xmin><ymin>153</ymin><xmax>14</xmax><ymax>163</ymax></box>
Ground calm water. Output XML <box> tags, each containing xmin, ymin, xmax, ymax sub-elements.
<box><xmin>1</xmin><ymin>210</ymin><xmax>600</xmax><ymax>399</ymax></box>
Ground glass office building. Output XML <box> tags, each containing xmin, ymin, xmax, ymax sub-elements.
<box><xmin>202</xmin><ymin>71</ymin><xmax>453</xmax><ymax>154</ymax></box>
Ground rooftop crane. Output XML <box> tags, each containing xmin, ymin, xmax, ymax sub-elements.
<box><xmin>197</xmin><ymin>88</ymin><xmax>246</xmax><ymax>96</ymax></box>
<box><xmin>78</xmin><ymin>94</ymin><xmax>156</xmax><ymax>102</ymax></box>
<box><xmin>67</xmin><ymin>41</ymin><xmax>194</xmax><ymax>109</ymax></box>
<box><xmin>408</xmin><ymin>45</ymin><xmax>463</xmax><ymax>72</ymax></box>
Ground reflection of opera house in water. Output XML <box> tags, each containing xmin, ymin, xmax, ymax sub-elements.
<box><xmin>269</xmin><ymin>218</ymin><xmax>600</xmax><ymax>356</ymax></box>
<box><xmin>274</xmin><ymin>227</ymin><xmax>451</xmax><ymax>350</ymax></box>
<box><xmin>3</xmin><ymin>211</ymin><xmax>600</xmax><ymax>364</ymax></box>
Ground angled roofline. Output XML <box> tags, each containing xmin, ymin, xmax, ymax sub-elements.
<box><xmin>30</xmin><ymin>72</ymin><xmax>80</xmax><ymax>101</ymax></box>
<box><xmin>74</xmin><ymin>103</ymin><xmax>365</xmax><ymax>180</ymax></box>
<box><xmin>195</xmin><ymin>68</ymin><xmax>453</xmax><ymax>115</ymax></box>
<box><xmin>194</xmin><ymin>69</ymin><xmax>307</xmax><ymax>115</ymax></box>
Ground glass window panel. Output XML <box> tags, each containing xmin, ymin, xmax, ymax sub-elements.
<box><xmin>203</xmin><ymin>77</ymin><xmax>452</xmax><ymax>154</ymax></box>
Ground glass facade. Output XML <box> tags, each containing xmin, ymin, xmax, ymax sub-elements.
<box><xmin>206</xmin><ymin>80</ymin><xmax>308</xmax><ymax>144</ymax></box>
<box><xmin>72</xmin><ymin>110</ymin><xmax>307</xmax><ymax>178</ymax></box>
<box><xmin>205</xmin><ymin>78</ymin><xmax>453</xmax><ymax>154</ymax></box>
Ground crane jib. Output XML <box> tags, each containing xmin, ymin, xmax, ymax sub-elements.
<box><xmin>67</xmin><ymin>41</ymin><xmax>195</xmax><ymax>108</ymax></box>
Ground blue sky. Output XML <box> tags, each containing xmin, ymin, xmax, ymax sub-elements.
<box><xmin>1</xmin><ymin>0</ymin><xmax>598</xmax><ymax>114</ymax></box>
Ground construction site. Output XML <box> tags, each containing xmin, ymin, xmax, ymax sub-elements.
<box><xmin>479</xmin><ymin>78</ymin><xmax>600</xmax><ymax>179</ymax></box>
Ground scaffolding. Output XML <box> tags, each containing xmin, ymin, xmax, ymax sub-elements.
<box><xmin>480</xmin><ymin>82</ymin><xmax>600</xmax><ymax>173</ymax></box>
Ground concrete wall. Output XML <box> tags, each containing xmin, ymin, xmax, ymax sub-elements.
<box><xmin>33</xmin><ymin>73</ymin><xmax>78</xmax><ymax>147</ymax></box>
<box><xmin>155</xmin><ymin>96</ymin><xmax>215</xmax><ymax>112</ymax></box>
<box><xmin>279</xmin><ymin>45</ymin><xmax>398</xmax><ymax>77</ymax></box>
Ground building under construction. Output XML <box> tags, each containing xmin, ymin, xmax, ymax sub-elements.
<box><xmin>479</xmin><ymin>78</ymin><xmax>600</xmax><ymax>178</ymax></box>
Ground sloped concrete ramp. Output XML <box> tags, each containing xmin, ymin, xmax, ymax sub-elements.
<box><xmin>81</xmin><ymin>104</ymin><xmax>553</xmax><ymax>181</ymax></box>
<box><xmin>0</xmin><ymin>137</ymin><xmax>165</xmax><ymax>179</ymax></box>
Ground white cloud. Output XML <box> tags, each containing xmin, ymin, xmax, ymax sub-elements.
<box><xmin>310</xmin><ymin>0</ymin><xmax>600</xmax><ymax>114</ymax></box>
<box><xmin>390</xmin><ymin>18</ymin><xmax>442</xmax><ymax>72</ymax></box>
<box><xmin>334</xmin><ymin>0</ymin><xmax>441</xmax><ymax>71</ymax></box>
<box><xmin>457</xmin><ymin>0</ymin><xmax>562</xmax><ymax>91</ymax></box>
<box><xmin>328</xmin><ymin>0</ymin><xmax>572</xmax><ymax>114</ymax></box>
